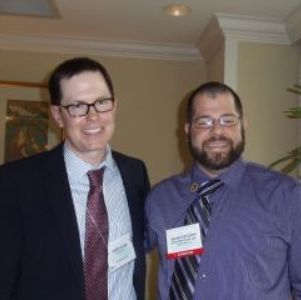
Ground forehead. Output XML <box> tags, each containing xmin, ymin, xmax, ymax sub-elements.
<box><xmin>192</xmin><ymin>92</ymin><xmax>237</xmax><ymax>116</ymax></box>
<box><xmin>60</xmin><ymin>71</ymin><xmax>110</xmax><ymax>99</ymax></box>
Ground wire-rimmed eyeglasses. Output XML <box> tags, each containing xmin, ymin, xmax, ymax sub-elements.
<box><xmin>60</xmin><ymin>98</ymin><xmax>114</xmax><ymax>117</ymax></box>
<box><xmin>192</xmin><ymin>115</ymin><xmax>240</xmax><ymax>129</ymax></box>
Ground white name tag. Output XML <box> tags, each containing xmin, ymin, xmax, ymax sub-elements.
<box><xmin>108</xmin><ymin>233</ymin><xmax>136</xmax><ymax>271</ymax></box>
<box><xmin>166</xmin><ymin>223</ymin><xmax>203</xmax><ymax>259</ymax></box>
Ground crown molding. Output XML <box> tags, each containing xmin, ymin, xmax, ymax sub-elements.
<box><xmin>0</xmin><ymin>32</ymin><xmax>202</xmax><ymax>62</ymax></box>
<box><xmin>215</xmin><ymin>13</ymin><xmax>290</xmax><ymax>45</ymax></box>
<box><xmin>197</xmin><ymin>13</ymin><xmax>292</xmax><ymax>64</ymax></box>
<box><xmin>285</xmin><ymin>5</ymin><xmax>301</xmax><ymax>43</ymax></box>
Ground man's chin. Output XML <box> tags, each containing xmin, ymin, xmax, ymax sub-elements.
<box><xmin>208</xmin><ymin>147</ymin><xmax>229</xmax><ymax>158</ymax></box>
<box><xmin>204</xmin><ymin>157</ymin><xmax>231</xmax><ymax>170</ymax></box>
<box><xmin>194</xmin><ymin>149</ymin><xmax>236</xmax><ymax>171</ymax></box>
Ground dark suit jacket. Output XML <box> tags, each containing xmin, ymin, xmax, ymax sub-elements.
<box><xmin>0</xmin><ymin>144</ymin><xmax>150</xmax><ymax>300</ymax></box>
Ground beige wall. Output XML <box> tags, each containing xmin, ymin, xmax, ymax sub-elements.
<box><xmin>237</xmin><ymin>42</ymin><xmax>300</xmax><ymax>171</ymax></box>
<box><xmin>106</xmin><ymin>57</ymin><xmax>205</xmax><ymax>183</ymax></box>
<box><xmin>0</xmin><ymin>50</ymin><xmax>206</xmax><ymax>184</ymax></box>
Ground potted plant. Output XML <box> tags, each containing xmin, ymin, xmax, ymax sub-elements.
<box><xmin>269</xmin><ymin>84</ymin><xmax>301</xmax><ymax>178</ymax></box>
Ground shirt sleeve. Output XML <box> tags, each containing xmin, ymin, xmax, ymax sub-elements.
<box><xmin>288</xmin><ymin>183</ymin><xmax>301</xmax><ymax>298</ymax></box>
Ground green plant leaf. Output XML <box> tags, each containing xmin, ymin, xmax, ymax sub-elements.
<box><xmin>281</xmin><ymin>157</ymin><xmax>301</xmax><ymax>174</ymax></box>
<box><xmin>269</xmin><ymin>154</ymin><xmax>295</xmax><ymax>168</ymax></box>
<box><xmin>285</xmin><ymin>108</ymin><xmax>301</xmax><ymax>118</ymax></box>
<box><xmin>287</xmin><ymin>84</ymin><xmax>301</xmax><ymax>95</ymax></box>
<box><xmin>270</xmin><ymin>84</ymin><xmax>300</xmax><ymax>177</ymax></box>
<box><xmin>269</xmin><ymin>146</ymin><xmax>301</xmax><ymax>172</ymax></box>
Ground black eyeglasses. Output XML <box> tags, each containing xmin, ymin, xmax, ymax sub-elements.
<box><xmin>61</xmin><ymin>98</ymin><xmax>114</xmax><ymax>117</ymax></box>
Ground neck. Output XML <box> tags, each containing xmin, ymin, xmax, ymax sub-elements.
<box><xmin>65</xmin><ymin>141</ymin><xmax>107</xmax><ymax>166</ymax></box>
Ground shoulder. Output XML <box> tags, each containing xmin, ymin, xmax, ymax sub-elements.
<box><xmin>242</xmin><ymin>161</ymin><xmax>300</xmax><ymax>198</ymax></box>
<box><xmin>149</xmin><ymin>170</ymin><xmax>191</xmax><ymax>197</ymax></box>
<box><xmin>111</xmin><ymin>150</ymin><xmax>149</xmax><ymax>189</ymax></box>
<box><xmin>112</xmin><ymin>150</ymin><xmax>147</xmax><ymax>169</ymax></box>
<box><xmin>145</xmin><ymin>170</ymin><xmax>193</xmax><ymax>229</ymax></box>
<box><xmin>0</xmin><ymin>144</ymin><xmax>63</xmax><ymax>179</ymax></box>
<box><xmin>244</xmin><ymin>161</ymin><xmax>299</xmax><ymax>186</ymax></box>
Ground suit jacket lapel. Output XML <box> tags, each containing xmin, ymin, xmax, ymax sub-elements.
<box><xmin>45</xmin><ymin>144</ymin><xmax>85</xmax><ymax>294</ymax></box>
<box><xmin>112</xmin><ymin>153</ymin><xmax>136</xmax><ymax>220</ymax></box>
<box><xmin>112</xmin><ymin>152</ymin><xmax>143</xmax><ymax>250</ymax></box>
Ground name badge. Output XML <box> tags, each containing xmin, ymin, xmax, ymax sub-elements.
<box><xmin>108</xmin><ymin>233</ymin><xmax>136</xmax><ymax>271</ymax></box>
<box><xmin>166</xmin><ymin>223</ymin><xmax>203</xmax><ymax>259</ymax></box>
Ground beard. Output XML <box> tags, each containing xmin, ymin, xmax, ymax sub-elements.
<box><xmin>188</xmin><ymin>128</ymin><xmax>245</xmax><ymax>171</ymax></box>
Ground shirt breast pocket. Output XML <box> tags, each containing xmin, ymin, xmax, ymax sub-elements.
<box><xmin>243</xmin><ymin>234</ymin><xmax>289</xmax><ymax>290</ymax></box>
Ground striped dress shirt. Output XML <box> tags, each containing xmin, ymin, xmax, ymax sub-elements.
<box><xmin>64</xmin><ymin>144</ymin><xmax>136</xmax><ymax>300</ymax></box>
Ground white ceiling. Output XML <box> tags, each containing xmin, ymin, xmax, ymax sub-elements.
<box><xmin>0</xmin><ymin>0</ymin><xmax>300</xmax><ymax>59</ymax></box>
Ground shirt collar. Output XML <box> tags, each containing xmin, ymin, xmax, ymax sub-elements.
<box><xmin>63</xmin><ymin>142</ymin><xmax>116</xmax><ymax>183</ymax></box>
<box><xmin>191</xmin><ymin>158</ymin><xmax>246</xmax><ymax>190</ymax></box>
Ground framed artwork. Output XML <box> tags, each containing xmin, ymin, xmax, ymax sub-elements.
<box><xmin>5</xmin><ymin>100</ymin><xmax>50</xmax><ymax>162</ymax></box>
<box><xmin>0</xmin><ymin>81</ymin><xmax>62</xmax><ymax>164</ymax></box>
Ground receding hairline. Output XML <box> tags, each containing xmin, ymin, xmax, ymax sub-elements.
<box><xmin>187</xmin><ymin>88</ymin><xmax>243</xmax><ymax>122</ymax></box>
<box><xmin>191</xmin><ymin>90</ymin><xmax>237</xmax><ymax>108</ymax></box>
<box><xmin>59</xmin><ymin>69</ymin><xmax>107</xmax><ymax>82</ymax></box>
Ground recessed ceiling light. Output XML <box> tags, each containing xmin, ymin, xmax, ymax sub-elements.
<box><xmin>163</xmin><ymin>4</ymin><xmax>191</xmax><ymax>17</ymax></box>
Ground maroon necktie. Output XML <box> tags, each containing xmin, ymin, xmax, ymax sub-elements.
<box><xmin>84</xmin><ymin>167</ymin><xmax>108</xmax><ymax>300</ymax></box>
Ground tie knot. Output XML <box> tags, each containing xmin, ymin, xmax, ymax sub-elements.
<box><xmin>198</xmin><ymin>179</ymin><xmax>223</xmax><ymax>197</ymax></box>
<box><xmin>87</xmin><ymin>167</ymin><xmax>105</xmax><ymax>188</ymax></box>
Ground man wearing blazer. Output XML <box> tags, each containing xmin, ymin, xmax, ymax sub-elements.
<box><xmin>0</xmin><ymin>57</ymin><xmax>150</xmax><ymax>300</ymax></box>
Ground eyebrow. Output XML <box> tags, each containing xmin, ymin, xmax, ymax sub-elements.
<box><xmin>65</xmin><ymin>96</ymin><xmax>113</xmax><ymax>105</ymax></box>
<box><xmin>194</xmin><ymin>113</ymin><xmax>238</xmax><ymax>119</ymax></box>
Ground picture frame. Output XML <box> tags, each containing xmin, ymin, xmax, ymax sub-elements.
<box><xmin>0</xmin><ymin>80</ymin><xmax>62</xmax><ymax>164</ymax></box>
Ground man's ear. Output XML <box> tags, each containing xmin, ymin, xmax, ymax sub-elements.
<box><xmin>50</xmin><ymin>106</ymin><xmax>64</xmax><ymax>128</ymax></box>
<box><xmin>242</xmin><ymin>117</ymin><xmax>247</xmax><ymax>131</ymax></box>
<box><xmin>112</xmin><ymin>97</ymin><xmax>118</xmax><ymax>115</ymax></box>
<box><xmin>184</xmin><ymin>122</ymin><xmax>190</xmax><ymax>136</ymax></box>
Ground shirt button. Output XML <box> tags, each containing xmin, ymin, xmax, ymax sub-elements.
<box><xmin>200</xmin><ymin>273</ymin><xmax>206</xmax><ymax>280</ymax></box>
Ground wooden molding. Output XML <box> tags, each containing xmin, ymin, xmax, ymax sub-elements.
<box><xmin>0</xmin><ymin>80</ymin><xmax>47</xmax><ymax>89</ymax></box>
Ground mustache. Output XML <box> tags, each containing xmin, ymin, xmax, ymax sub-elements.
<box><xmin>204</xmin><ymin>136</ymin><xmax>230</xmax><ymax>143</ymax></box>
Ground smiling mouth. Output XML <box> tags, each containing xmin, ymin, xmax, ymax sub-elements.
<box><xmin>83</xmin><ymin>127</ymin><xmax>103</xmax><ymax>134</ymax></box>
<box><xmin>205</xmin><ymin>140</ymin><xmax>230</xmax><ymax>150</ymax></box>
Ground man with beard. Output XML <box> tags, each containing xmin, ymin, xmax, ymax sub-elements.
<box><xmin>145</xmin><ymin>81</ymin><xmax>301</xmax><ymax>300</ymax></box>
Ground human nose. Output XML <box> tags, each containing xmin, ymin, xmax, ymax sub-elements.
<box><xmin>210</xmin><ymin>118</ymin><xmax>224</xmax><ymax>134</ymax></box>
<box><xmin>86</xmin><ymin>104</ymin><xmax>99</xmax><ymax>119</ymax></box>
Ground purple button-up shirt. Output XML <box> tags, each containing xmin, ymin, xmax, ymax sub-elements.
<box><xmin>145</xmin><ymin>159</ymin><xmax>301</xmax><ymax>300</ymax></box>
